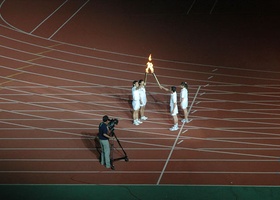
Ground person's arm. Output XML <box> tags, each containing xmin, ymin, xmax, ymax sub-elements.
<box><xmin>102</xmin><ymin>125</ymin><xmax>113</xmax><ymax>139</ymax></box>
<box><xmin>139</xmin><ymin>89</ymin><xmax>143</xmax><ymax>105</ymax></box>
<box><xmin>160</xmin><ymin>85</ymin><xmax>169</xmax><ymax>92</ymax></box>
<box><xmin>181</xmin><ymin>89</ymin><xmax>186</xmax><ymax>102</ymax></box>
<box><xmin>103</xmin><ymin>133</ymin><xmax>113</xmax><ymax>139</ymax></box>
<box><xmin>181</xmin><ymin>96</ymin><xmax>184</xmax><ymax>103</ymax></box>
<box><xmin>132</xmin><ymin>90</ymin><xmax>139</xmax><ymax>101</ymax></box>
<box><xmin>172</xmin><ymin>95</ymin><xmax>177</xmax><ymax>114</ymax></box>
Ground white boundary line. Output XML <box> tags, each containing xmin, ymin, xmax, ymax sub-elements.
<box><xmin>210</xmin><ymin>0</ymin><xmax>218</xmax><ymax>14</ymax></box>
<box><xmin>2</xmin><ymin>42</ymin><xmax>279</xmax><ymax>83</ymax></box>
<box><xmin>48</xmin><ymin>0</ymin><xmax>90</xmax><ymax>39</ymax></box>
<box><xmin>156</xmin><ymin>86</ymin><xmax>201</xmax><ymax>185</ymax></box>
<box><xmin>0</xmin><ymin>170</ymin><xmax>278</xmax><ymax>175</ymax></box>
<box><xmin>0</xmin><ymin>3</ymin><xmax>280</xmax><ymax>77</ymax></box>
<box><xmin>0</xmin><ymin>158</ymin><xmax>278</xmax><ymax>162</ymax></box>
<box><xmin>1</xmin><ymin>24</ymin><xmax>280</xmax><ymax>76</ymax></box>
<box><xmin>187</xmin><ymin>0</ymin><xmax>197</xmax><ymax>15</ymax></box>
<box><xmin>30</xmin><ymin>0</ymin><xmax>69</xmax><ymax>34</ymax></box>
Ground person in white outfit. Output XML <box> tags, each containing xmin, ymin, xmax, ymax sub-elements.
<box><xmin>160</xmin><ymin>85</ymin><xmax>179</xmax><ymax>131</ymax></box>
<box><xmin>180</xmin><ymin>81</ymin><xmax>190</xmax><ymax>123</ymax></box>
<box><xmin>138</xmin><ymin>79</ymin><xmax>148</xmax><ymax>121</ymax></box>
<box><xmin>132</xmin><ymin>81</ymin><xmax>142</xmax><ymax>125</ymax></box>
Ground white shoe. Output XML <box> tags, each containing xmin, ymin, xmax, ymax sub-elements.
<box><xmin>141</xmin><ymin>116</ymin><xmax>148</xmax><ymax>120</ymax></box>
<box><xmin>182</xmin><ymin>119</ymin><xmax>192</xmax><ymax>123</ymax></box>
<box><xmin>137</xmin><ymin>119</ymin><xmax>143</xmax><ymax>124</ymax></box>
<box><xmin>133</xmin><ymin>121</ymin><xmax>140</xmax><ymax>125</ymax></box>
<box><xmin>169</xmin><ymin>126</ymin><xmax>179</xmax><ymax>131</ymax></box>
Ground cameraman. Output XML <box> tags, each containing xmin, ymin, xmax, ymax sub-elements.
<box><xmin>98</xmin><ymin>115</ymin><xmax>114</xmax><ymax>169</ymax></box>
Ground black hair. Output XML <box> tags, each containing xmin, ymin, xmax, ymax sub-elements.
<box><xmin>181</xmin><ymin>81</ymin><xmax>188</xmax><ymax>89</ymax></box>
<box><xmin>171</xmin><ymin>86</ymin><xmax>176</xmax><ymax>92</ymax></box>
<box><xmin>102</xmin><ymin>115</ymin><xmax>109</xmax><ymax>122</ymax></box>
<box><xmin>138</xmin><ymin>79</ymin><xmax>144</xmax><ymax>84</ymax></box>
<box><xmin>132</xmin><ymin>80</ymin><xmax>138</xmax><ymax>86</ymax></box>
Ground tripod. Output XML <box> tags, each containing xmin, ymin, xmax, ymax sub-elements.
<box><xmin>110</xmin><ymin>129</ymin><xmax>129</xmax><ymax>170</ymax></box>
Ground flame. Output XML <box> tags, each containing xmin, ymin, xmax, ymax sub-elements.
<box><xmin>146</xmin><ymin>54</ymin><xmax>154</xmax><ymax>73</ymax></box>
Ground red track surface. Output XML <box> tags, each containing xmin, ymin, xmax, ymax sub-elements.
<box><xmin>1</xmin><ymin>0</ymin><xmax>280</xmax><ymax>185</ymax></box>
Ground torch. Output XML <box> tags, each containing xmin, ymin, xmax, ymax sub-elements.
<box><xmin>145</xmin><ymin>54</ymin><xmax>161</xmax><ymax>88</ymax></box>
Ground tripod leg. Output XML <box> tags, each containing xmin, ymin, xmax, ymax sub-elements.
<box><xmin>113</xmin><ymin>134</ymin><xmax>129</xmax><ymax>162</ymax></box>
<box><xmin>110</xmin><ymin>139</ymin><xmax>115</xmax><ymax>170</ymax></box>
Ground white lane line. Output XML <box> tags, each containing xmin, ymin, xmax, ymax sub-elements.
<box><xmin>0</xmin><ymin>110</ymin><xmax>279</xmax><ymax>139</ymax></box>
<box><xmin>193</xmin><ymin>106</ymin><xmax>280</xmax><ymax>117</ymax></box>
<box><xmin>48</xmin><ymin>0</ymin><xmax>90</xmax><ymax>39</ymax></box>
<box><xmin>200</xmin><ymin>87</ymin><xmax>280</xmax><ymax>99</ymax></box>
<box><xmin>0</xmin><ymin>37</ymin><xmax>144</xmax><ymax>69</ymax></box>
<box><xmin>191</xmin><ymin>110</ymin><xmax>197</xmax><ymax>114</ymax></box>
<box><xmin>187</xmin><ymin>0</ymin><xmax>197</xmax><ymax>15</ymax></box>
<box><xmin>1</xmin><ymin>19</ymin><xmax>280</xmax><ymax>79</ymax></box>
<box><xmin>2</xmin><ymin>44</ymin><xmax>280</xmax><ymax>89</ymax></box>
<box><xmin>0</xmin><ymin>171</ymin><xmax>278</xmax><ymax>175</ymax></box>
<box><xmin>210</xmin><ymin>0</ymin><xmax>218</xmax><ymax>14</ymax></box>
<box><xmin>197</xmin><ymin>97</ymin><xmax>280</xmax><ymax>107</ymax></box>
<box><xmin>189</xmin><ymin>86</ymin><xmax>201</xmax><ymax>114</ymax></box>
<box><xmin>0</xmin><ymin>44</ymin><xmax>142</xmax><ymax>77</ymax></box>
<box><xmin>0</xmin><ymin>74</ymin><xmax>130</xmax><ymax>101</ymax></box>
<box><xmin>200</xmin><ymin>92</ymin><xmax>205</xmax><ymax>96</ymax></box>
<box><xmin>30</xmin><ymin>0</ymin><xmax>68</xmax><ymax>34</ymax></box>
<box><xmin>177</xmin><ymin>140</ymin><xmax>184</xmax><ymax>145</ymax></box>
<box><xmin>192</xmin><ymin>115</ymin><xmax>280</xmax><ymax>126</ymax></box>
<box><xmin>0</xmin><ymin>120</ymin><xmax>87</xmax><ymax>138</ymax></box>
<box><xmin>0</xmin><ymin>55</ymin><xmax>133</xmax><ymax>84</ymax></box>
<box><xmin>1</xmin><ymin>32</ymin><xmax>278</xmax><ymax>81</ymax></box>
<box><xmin>0</xmin><ymin>64</ymin><xmax>101</xmax><ymax>86</ymax></box>
<box><xmin>3</xmin><ymin>85</ymin><xmax>279</xmax><ymax>98</ymax></box>
<box><xmin>0</xmin><ymin>97</ymin><xmax>101</xmax><ymax>119</ymax></box>
<box><xmin>181</xmin><ymin>135</ymin><xmax>280</xmax><ymax>148</ymax></box>
<box><xmin>4</xmin><ymin>86</ymin><xmax>129</xmax><ymax>110</ymax></box>
<box><xmin>157</xmin><ymin>86</ymin><xmax>201</xmax><ymax>185</ymax></box>
<box><xmin>204</xmin><ymin>84</ymin><xmax>210</xmax><ymax>87</ymax></box>
<box><xmin>0</xmin><ymin>136</ymin><xmax>279</xmax><ymax>141</ymax></box>
<box><xmin>24</xmin><ymin>147</ymin><xmax>280</xmax><ymax>160</ymax></box>
<box><xmin>0</xmin><ymin>158</ymin><xmax>278</xmax><ymax>162</ymax></box>
<box><xmin>186</xmin><ymin>125</ymin><xmax>280</xmax><ymax>137</ymax></box>
<box><xmin>0</xmin><ymin>0</ymin><xmax>25</xmax><ymax>32</ymax></box>
<box><xmin>1</xmin><ymin>137</ymin><xmax>279</xmax><ymax>160</ymax></box>
<box><xmin>2</xmin><ymin>36</ymin><xmax>280</xmax><ymax>85</ymax></box>
<box><xmin>0</xmin><ymin>122</ymin><xmax>181</xmax><ymax>146</ymax></box>
<box><xmin>182</xmin><ymin>129</ymin><xmax>188</xmax><ymax>134</ymax></box>
<box><xmin>1</xmin><ymin>21</ymin><xmax>280</xmax><ymax>78</ymax></box>
<box><xmin>212</xmin><ymin>68</ymin><xmax>218</xmax><ymax>72</ymax></box>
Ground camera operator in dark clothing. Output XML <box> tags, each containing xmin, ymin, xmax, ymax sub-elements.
<box><xmin>98</xmin><ymin>115</ymin><xmax>114</xmax><ymax>169</ymax></box>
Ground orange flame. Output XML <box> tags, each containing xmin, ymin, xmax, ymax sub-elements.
<box><xmin>146</xmin><ymin>54</ymin><xmax>154</xmax><ymax>73</ymax></box>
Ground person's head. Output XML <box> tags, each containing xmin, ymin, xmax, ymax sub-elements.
<box><xmin>132</xmin><ymin>80</ymin><xmax>138</xmax><ymax>87</ymax></box>
<box><xmin>181</xmin><ymin>81</ymin><xmax>188</xmax><ymax>89</ymax></box>
<box><xmin>102</xmin><ymin>115</ymin><xmax>110</xmax><ymax>124</ymax></box>
<box><xmin>138</xmin><ymin>79</ymin><xmax>145</xmax><ymax>86</ymax></box>
<box><xmin>171</xmin><ymin>86</ymin><xmax>176</xmax><ymax>93</ymax></box>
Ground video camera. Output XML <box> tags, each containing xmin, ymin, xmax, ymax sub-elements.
<box><xmin>108</xmin><ymin>118</ymin><xmax>119</xmax><ymax>132</ymax></box>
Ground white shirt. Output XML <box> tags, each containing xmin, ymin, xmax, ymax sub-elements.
<box><xmin>170</xmin><ymin>92</ymin><xmax>177</xmax><ymax>107</ymax></box>
<box><xmin>132</xmin><ymin>89</ymin><xmax>140</xmax><ymax>101</ymax></box>
<box><xmin>139</xmin><ymin>86</ymin><xmax>146</xmax><ymax>102</ymax></box>
<box><xmin>180</xmin><ymin>88</ymin><xmax>188</xmax><ymax>102</ymax></box>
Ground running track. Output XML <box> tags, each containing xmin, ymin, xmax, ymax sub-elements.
<box><xmin>1</xmin><ymin>0</ymin><xmax>280</xmax><ymax>186</ymax></box>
